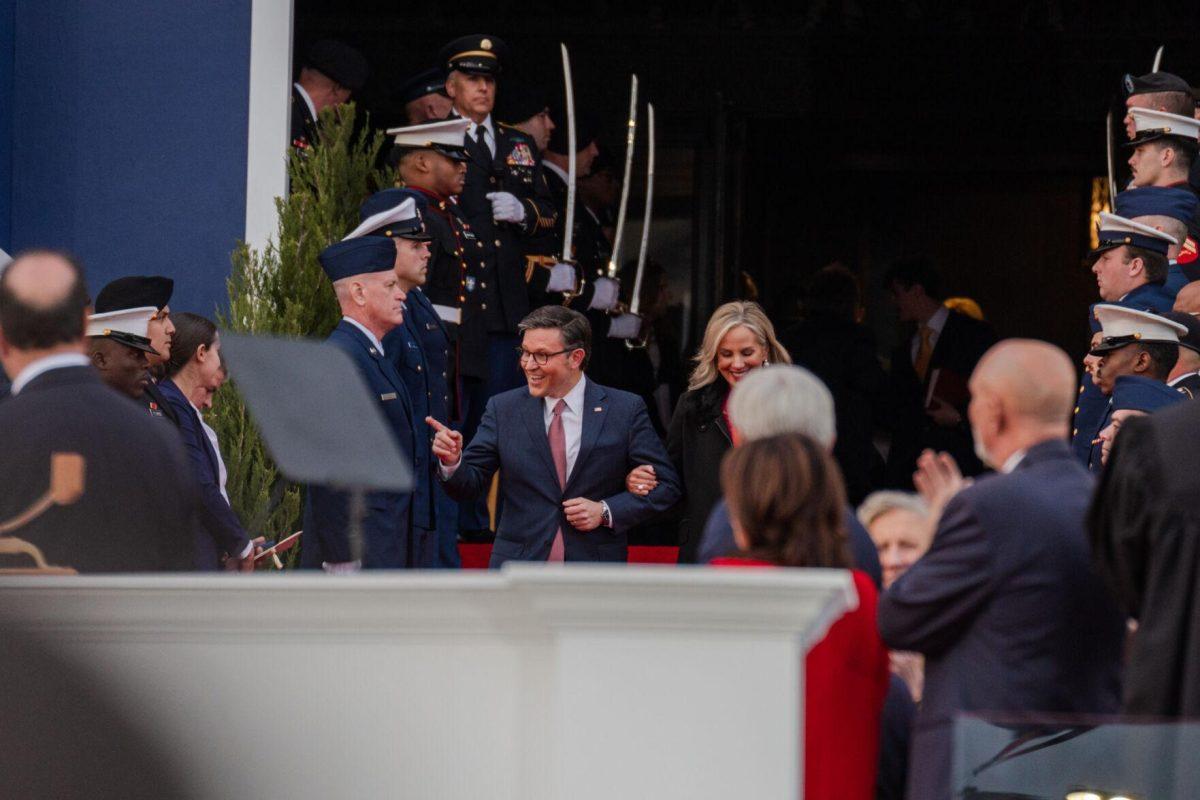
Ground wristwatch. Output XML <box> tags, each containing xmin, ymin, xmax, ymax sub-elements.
<box><xmin>600</xmin><ymin>502</ymin><xmax>612</xmax><ymax>529</ymax></box>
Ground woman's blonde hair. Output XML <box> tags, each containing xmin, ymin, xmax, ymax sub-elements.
<box><xmin>687</xmin><ymin>301</ymin><xmax>791</xmax><ymax>391</ymax></box>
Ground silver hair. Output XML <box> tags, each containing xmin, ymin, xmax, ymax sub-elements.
<box><xmin>856</xmin><ymin>490</ymin><xmax>930</xmax><ymax>529</ymax></box>
<box><xmin>727</xmin><ymin>364</ymin><xmax>835</xmax><ymax>446</ymax></box>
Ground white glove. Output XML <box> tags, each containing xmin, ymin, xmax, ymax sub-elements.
<box><xmin>486</xmin><ymin>191</ymin><xmax>526</xmax><ymax>224</ymax></box>
<box><xmin>547</xmin><ymin>262</ymin><xmax>577</xmax><ymax>293</ymax></box>
<box><xmin>607</xmin><ymin>312</ymin><xmax>643</xmax><ymax>340</ymax></box>
<box><xmin>588</xmin><ymin>276</ymin><xmax>620</xmax><ymax>311</ymax></box>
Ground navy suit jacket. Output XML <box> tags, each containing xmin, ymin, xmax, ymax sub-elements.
<box><xmin>301</xmin><ymin>320</ymin><xmax>417</xmax><ymax>568</ymax></box>
<box><xmin>159</xmin><ymin>378</ymin><xmax>250</xmax><ymax>569</ymax></box>
<box><xmin>442</xmin><ymin>378</ymin><xmax>681</xmax><ymax>565</ymax></box>
<box><xmin>696</xmin><ymin>497</ymin><xmax>883</xmax><ymax>589</ymax></box>
<box><xmin>382</xmin><ymin>289</ymin><xmax>450</xmax><ymax>531</ymax></box>
<box><xmin>877</xmin><ymin>439</ymin><xmax>1124</xmax><ymax>800</ymax></box>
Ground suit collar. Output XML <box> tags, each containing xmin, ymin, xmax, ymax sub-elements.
<box><xmin>340</xmin><ymin>316</ymin><xmax>386</xmax><ymax>356</ymax></box>
<box><xmin>10</xmin><ymin>352</ymin><xmax>92</xmax><ymax>395</ymax></box>
<box><xmin>293</xmin><ymin>83</ymin><xmax>317</xmax><ymax>123</ymax></box>
<box><xmin>566</xmin><ymin>380</ymin><xmax>609</xmax><ymax>491</ymax></box>
<box><xmin>14</xmin><ymin>362</ymin><xmax>96</xmax><ymax>395</ymax></box>
<box><xmin>1012</xmin><ymin>438</ymin><xmax>1073</xmax><ymax>470</ymax></box>
<box><xmin>522</xmin><ymin>390</ymin><xmax>559</xmax><ymax>482</ymax></box>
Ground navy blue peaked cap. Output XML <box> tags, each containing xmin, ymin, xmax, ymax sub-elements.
<box><xmin>318</xmin><ymin>237</ymin><xmax>396</xmax><ymax>282</ymax></box>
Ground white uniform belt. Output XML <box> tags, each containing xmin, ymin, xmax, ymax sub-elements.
<box><xmin>432</xmin><ymin>304</ymin><xmax>461</xmax><ymax>325</ymax></box>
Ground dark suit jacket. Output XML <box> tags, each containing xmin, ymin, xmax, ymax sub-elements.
<box><xmin>1090</xmin><ymin>400</ymin><xmax>1200</xmax><ymax>716</ymax></box>
<box><xmin>454</xmin><ymin>116</ymin><xmax>558</xmax><ymax>333</ymax></box>
<box><xmin>878</xmin><ymin>439</ymin><xmax>1125</xmax><ymax>800</ymax></box>
<box><xmin>158</xmin><ymin>378</ymin><xmax>250</xmax><ymax>570</ymax></box>
<box><xmin>695</xmin><ymin>497</ymin><xmax>883</xmax><ymax>589</ymax></box>
<box><xmin>442</xmin><ymin>379</ymin><xmax>681</xmax><ymax>565</ymax></box>
<box><xmin>885</xmin><ymin>310</ymin><xmax>996</xmax><ymax>487</ymax></box>
<box><xmin>382</xmin><ymin>289</ymin><xmax>450</xmax><ymax>531</ymax></box>
<box><xmin>666</xmin><ymin>382</ymin><xmax>733</xmax><ymax>563</ymax></box>
<box><xmin>301</xmin><ymin>321</ymin><xmax>416</xmax><ymax>569</ymax></box>
<box><xmin>782</xmin><ymin>316</ymin><xmax>889</xmax><ymax>503</ymax></box>
<box><xmin>0</xmin><ymin>365</ymin><xmax>194</xmax><ymax>572</ymax></box>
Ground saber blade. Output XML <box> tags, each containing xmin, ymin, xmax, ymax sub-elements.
<box><xmin>1105</xmin><ymin>108</ymin><xmax>1117</xmax><ymax>207</ymax></box>
<box><xmin>560</xmin><ymin>44</ymin><xmax>577</xmax><ymax>261</ymax></box>
<box><xmin>630</xmin><ymin>103</ymin><xmax>656</xmax><ymax>317</ymax></box>
<box><xmin>1152</xmin><ymin>45</ymin><xmax>1164</xmax><ymax>73</ymax></box>
<box><xmin>607</xmin><ymin>74</ymin><xmax>638</xmax><ymax>278</ymax></box>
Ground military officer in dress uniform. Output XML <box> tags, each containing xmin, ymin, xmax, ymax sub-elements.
<box><xmin>301</xmin><ymin>237</ymin><xmax>417</xmax><ymax>571</ymax></box>
<box><xmin>1161</xmin><ymin>310</ymin><xmax>1200</xmax><ymax>398</ymax></box>
<box><xmin>398</xmin><ymin>68</ymin><xmax>453</xmax><ymax>126</ymax></box>
<box><xmin>438</xmin><ymin>34</ymin><xmax>559</xmax><ymax>398</ymax></box>
<box><xmin>345</xmin><ymin>190</ymin><xmax>460</xmax><ymax>568</ymax></box>
<box><xmin>85</xmin><ymin>307</ymin><xmax>159</xmax><ymax>400</ymax></box>
<box><xmin>1114</xmin><ymin>185</ymin><xmax>1199</xmax><ymax>293</ymax></box>
<box><xmin>1086</xmin><ymin>304</ymin><xmax>1185</xmax><ymax>471</ymax></box>
<box><xmin>291</xmin><ymin>39</ymin><xmax>369</xmax><ymax>153</ymax></box>
<box><xmin>1121</xmin><ymin>71</ymin><xmax>1200</xmax><ymax>196</ymax></box>
<box><xmin>1070</xmin><ymin>213</ymin><xmax>1178</xmax><ymax>463</ymax></box>
<box><xmin>389</xmin><ymin>117</ymin><xmax>493</xmax><ymax>536</ymax></box>
<box><xmin>93</xmin><ymin>276</ymin><xmax>180</xmax><ymax>425</ymax></box>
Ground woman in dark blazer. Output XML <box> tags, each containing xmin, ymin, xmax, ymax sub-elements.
<box><xmin>712</xmin><ymin>433</ymin><xmax>889</xmax><ymax>800</ymax></box>
<box><xmin>631</xmin><ymin>301</ymin><xmax>790</xmax><ymax>562</ymax></box>
<box><xmin>159</xmin><ymin>312</ymin><xmax>254</xmax><ymax>570</ymax></box>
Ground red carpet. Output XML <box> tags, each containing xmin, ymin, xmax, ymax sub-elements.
<box><xmin>458</xmin><ymin>543</ymin><xmax>679</xmax><ymax>568</ymax></box>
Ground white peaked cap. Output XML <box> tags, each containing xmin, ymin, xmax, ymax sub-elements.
<box><xmin>86</xmin><ymin>306</ymin><xmax>157</xmax><ymax>339</ymax></box>
<box><xmin>1093</xmin><ymin>304</ymin><xmax>1187</xmax><ymax>345</ymax></box>
<box><xmin>1128</xmin><ymin>107</ymin><xmax>1200</xmax><ymax>142</ymax></box>
<box><xmin>344</xmin><ymin>197</ymin><xmax>420</xmax><ymax>241</ymax></box>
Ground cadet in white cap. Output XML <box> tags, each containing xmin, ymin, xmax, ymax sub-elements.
<box><xmin>1085</xmin><ymin>304</ymin><xmax>1186</xmax><ymax>471</ymax></box>
<box><xmin>85</xmin><ymin>307</ymin><xmax>159</xmax><ymax>399</ymax></box>
<box><xmin>1126</xmin><ymin>108</ymin><xmax>1199</xmax><ymax>189</ymax></box>
<box><xmin>1089</xmin><ymin>212</ymin><xmax>1178</xmax><ymax>304</ymax></box>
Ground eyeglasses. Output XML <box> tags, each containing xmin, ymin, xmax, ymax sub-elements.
<box><xmin>516</xmin><ymin>347</ymin><xmax>574</xmax><ymax>366</ymax></box>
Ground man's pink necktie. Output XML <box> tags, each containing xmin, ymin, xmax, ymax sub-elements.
<box><xmin>548</xmin><ymin>398</ymin><xmax>567</xmax><ymax>562</ymax></box>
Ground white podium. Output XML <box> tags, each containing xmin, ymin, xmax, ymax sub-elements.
<box><xmin>0</xmin><ymin>564</ymin><xmax>855</xmax><ymax>799</ymax></box>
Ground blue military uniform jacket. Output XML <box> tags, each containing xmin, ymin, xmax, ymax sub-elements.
<box><xmin>301</xmin><ymin>320</ymin><xmax>417</xmax><ymax>568</ymax></box>
<box><xmin>1070</xmin><ymin>280</ymin><xmax>1177</xmax><ymax>464</ymax></box>
<box><xmin>382</xmin><ymin>288</ymin><xmax>450</xmax><ymax>531</ymax></box>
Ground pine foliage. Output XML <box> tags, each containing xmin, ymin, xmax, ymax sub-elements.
<box><xmin>209</xmin><ymin>104</ymin><xmax>386</xmax><ymax>551</ymax></box>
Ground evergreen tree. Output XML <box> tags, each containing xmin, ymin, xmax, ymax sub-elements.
<box><xmin>209</xmin><ymin>104</ymin><xmax>386</xmax><ymax>560</ymax></box>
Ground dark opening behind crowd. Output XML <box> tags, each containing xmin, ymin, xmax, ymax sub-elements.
<box><xmin>3</xmin><ymin>34</ymin><xmax>1200</xmax><ymax>800</ymax></box>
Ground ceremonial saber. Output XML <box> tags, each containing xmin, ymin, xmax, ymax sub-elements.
<box><xmin>625</xmin><ymin>103</ymin><xmax>656</xmax><ymax>351</ymax></box>
<box><xmin>560</xmin><ymin>44</ymin><xmax>577</xmax><ymax>262</ymax></box>
<box><xmin>1105</xmin><ymin>108</ymin><xmax>1117</xmax><ymax>207</ymax></box>
<box><xmin>607</xmin><ymin>75</ymin><xmax>639</xmax><ymax>278</ymax></box>
<box><xmin>1152</xmin><ymin>45</ymin><xmax>1164</xmax><ymax>73</ymax></box>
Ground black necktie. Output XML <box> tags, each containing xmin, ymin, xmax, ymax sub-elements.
<box><xmin>473</xmin><ymin>126</ymin><xmax>490</xmax><ymax>159</ymax></box>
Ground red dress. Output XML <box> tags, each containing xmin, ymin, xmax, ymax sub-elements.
<box><xmin>711</xmin><ymin>559</ymin><xmax>889</xmax><ymax>799</ymax></box>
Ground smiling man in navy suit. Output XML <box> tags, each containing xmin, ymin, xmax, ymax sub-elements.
<box><xmin>301</xmin><ymin>237</ymin><xmax>417</xmax><ymax>572</ymax></box>
<box><xmin>429</xmin><ymin>305</ymin><xmax>680</xmax><ymax>566</ymax></box>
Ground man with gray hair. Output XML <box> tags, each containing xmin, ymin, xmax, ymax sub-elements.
<box><xmin>631</xmin><ymin>364</ymin><xmax>881</xmax><ymax>583</ymax></box>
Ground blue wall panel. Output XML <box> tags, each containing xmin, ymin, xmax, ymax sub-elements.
<box><xmin>10</xmin><ymin>0</ymin><xmax>252</xmax><ymax>316</ymax></box>
<box><xmin>0</xmin><ymin>0</ymin><xmax>14</xmax><ymax>252</ymax></box>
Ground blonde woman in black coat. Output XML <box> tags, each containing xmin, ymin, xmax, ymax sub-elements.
<box><xmin>628</xmin><ymin>301</ymin><xmax>791</xmax><ymax>562</ymax></box>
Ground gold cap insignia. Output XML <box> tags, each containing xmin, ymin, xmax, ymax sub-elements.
<box><xmin>481</xmin><ymin>39</ymin><xmax>493</xmax><ymax>50</ymax></box>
